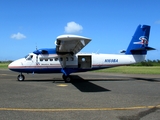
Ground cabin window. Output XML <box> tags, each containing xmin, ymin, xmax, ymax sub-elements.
<box><xmin>60</xmin><ymin>57</ymin><xmax>63</xmax><ymax>61</ymax></box>
<box><xmin>40</xmin><ymin>58</ymin><xmax>43</xmax><ymax>61</ymax></box>
<box><xmin>82</xmin><ymin>58</ymin><xmax>85</xmax><ymax>62</ymax></box>
<box><xmin>55</xmin><ymin>58</ymin><xmax>58</xmax><ymax>61</ymax></box>
<box><xmin>50</xmin><ymin>58</ymin><xmax>53</xmax><ymax>61</ymax></box>
<box><xmin>66</xmin><ymin>57</ymin><xmax>68</xmax><ymax>61</ymax></box>
<box><xmin>45</xmin><ymin>59</ymin><xmax>48</xmax><ymax>61</ymax></box>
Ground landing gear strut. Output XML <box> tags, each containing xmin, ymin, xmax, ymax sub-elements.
<box><xmin>62</xmin><ymin>74</ymin><xmax>72</xmax><ymax>83</ymax></box>
<box><xmin>17</xmin><ymin>73</ymin><xmax>25</xmax><ymax>81</ymax></box>
<box><xmin>61</xmin><ymin>68</ymin><xmax>73</xmax><ymax>83</ymax></box>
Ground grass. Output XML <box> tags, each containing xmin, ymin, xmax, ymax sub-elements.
<box><xmin>95</xmin><ymin>66</ymin><xmax>160</xmax><ymax>74</ymax></box>
<box><xmin>0</xmin><ymin>63</ymin><xmax>10</xmax><ymax>69</ymax></box>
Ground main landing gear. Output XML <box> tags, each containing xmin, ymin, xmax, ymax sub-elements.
<box><xmin>61</xmin><ymin>68</ymin><xmax>73</xmax><ymax>83</ymax></box>
<box><xmin>17</xmin><ymin>73</ymin><xmax>25</xmax><ymax>81</ymax></box>
<box><xmin>62</xmin><ymin>74</ymin><xmax>72</xmax><ymax>83</ymax></box>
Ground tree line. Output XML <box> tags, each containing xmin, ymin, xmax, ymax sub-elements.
<box><xmin>130</xmin><ymin>59</ymin><xmax>160</xmax><ymax>66</ymax></box>
<box><xmin>0</xmin><ymin>61</ymin><xmax>13</xmax><ymax>63</ymax></box>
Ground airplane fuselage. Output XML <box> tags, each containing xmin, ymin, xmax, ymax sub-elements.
<box><xmin>8</xmin><ymin>51</ymin><xmax>145</xmax><ymax>74</ymax></box>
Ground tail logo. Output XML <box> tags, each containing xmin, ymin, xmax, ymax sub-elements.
<box><xmin>134</xmin><ymin>36</ymin><xmax>148</xmax><ymax>46</ymax></box>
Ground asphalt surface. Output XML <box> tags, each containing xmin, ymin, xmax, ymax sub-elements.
<box><xmin>0</xmin><ymin>69</ymin><xmax>160</xmax><ymax>120</ymax></box>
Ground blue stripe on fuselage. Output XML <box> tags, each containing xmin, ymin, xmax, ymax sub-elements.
<box><xmin>10</xmin><ymin>68</ymin><xmax>62</xmax><ymax>73</ymax></box>
<box><xmin>33</xmin><ymin>48</ymin><xmax>57</xmax><ymax>55</ymax></box>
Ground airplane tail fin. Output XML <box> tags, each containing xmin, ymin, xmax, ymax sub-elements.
<box><xmin>125</xmin><ymin>25</ymin><xmax>155</xmax><ymax>55</ymax></box>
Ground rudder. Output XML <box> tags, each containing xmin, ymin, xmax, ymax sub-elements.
<box><xmin>125</xmin><ymin>25</ymin><xmax>155</xmax><ymax>55</ymax></box>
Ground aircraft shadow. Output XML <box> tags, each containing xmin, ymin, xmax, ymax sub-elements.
<box><xmin>132</xmin><ymin>77</ymin><xmax>160</xmax><ymax>82</ymax></box>
<box><xmin>70</xmin><ymin>75</ymin><xmax>111</xmax><ymax>92</ymax></box>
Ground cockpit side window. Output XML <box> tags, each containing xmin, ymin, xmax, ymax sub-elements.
<box><xmin>26</xmin><ymin>55</ymin><xmax>33</xmax><ymax>60</ymax></box>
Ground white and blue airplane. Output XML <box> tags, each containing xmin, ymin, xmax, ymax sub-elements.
<box><xmin>8</xmin><ymin>25</ymin><xmax>155</xmax><ymax>82</ymax></box>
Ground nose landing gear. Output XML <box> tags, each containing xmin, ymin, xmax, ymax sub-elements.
<box><xmin>17</xmin><ymin>73</ymin><xmax>25</xmax><ymax>81</ymax></box>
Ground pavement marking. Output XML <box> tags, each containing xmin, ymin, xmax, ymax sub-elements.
<box><xmin>0</xmin><ymin>74</ymin><xmax>17</xmax><ymax>76</ymax></box>
<box><xmin>0</xmin><ymin>74</ymin><xmax>7</xmax><ymax>75</ymax></box>
<box><xmin>0</xmin><ymin>105</ymin><xmax>160</xmax><ymax>112</ymax></box>
<box><xmin>57</xmin><ymin>84</ymin><xmax>68</xmax><ymax>87</ymax></box>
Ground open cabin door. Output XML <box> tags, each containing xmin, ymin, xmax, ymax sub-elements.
<box><xmin>78</xmin><ymin>55</ymin><xmax>92</xmax><ymax>69</ymax></box>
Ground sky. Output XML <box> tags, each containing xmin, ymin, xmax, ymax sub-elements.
<box><xmin>0</xmin><ymin>0</ymin><xmax>160</xmax><ymax>60</ymax></box>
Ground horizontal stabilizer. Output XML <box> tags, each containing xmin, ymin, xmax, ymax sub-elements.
<box><xmin>131</xmin><ymin>46</ymin><xmax>156</xmax><ymax>51</ymax></box>
<box><xmin>130</xmin><ymin>46</ymin><xmax>155</xmax><ymax>55</ymax></box>
<box><xmin>145</xmin><ymin>47</ymin><xmax>156</xmax><ymax>50</ymax></box>
<box><xmin>120</xmin><ymin>50</ymin><xmax>126</xmax><ymax>53</ymax></box>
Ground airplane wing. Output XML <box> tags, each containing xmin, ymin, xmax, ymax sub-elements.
<box><xmin>55</xmin><ymin>35</ymin><xmax>91</xmax><ymax>55</ymax></box>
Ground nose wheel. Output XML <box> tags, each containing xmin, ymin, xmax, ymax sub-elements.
<box><xmin>17</xmin><ymin>74</ymin><xmax>25</xmax><ymax>81</ymax></box>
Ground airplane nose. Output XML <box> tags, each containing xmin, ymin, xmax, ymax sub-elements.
<box><xmin>8</xmin><ymin>61</ymin><xmax>16</xmax><ymax>69</ymax></box>
<box><xmin>8</xmin><ymin>62</ymin><xmax>15</xmax><ymax>69</ymax></box>
<box><xmin>8</xmin><ymin>60</ymin><xmax>23</xmax><ymax>70</ymax></box>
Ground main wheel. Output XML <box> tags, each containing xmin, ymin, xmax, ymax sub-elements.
<box><xmin>62</xmin><ymin>75</ymin><xmax>72</xmax><ymax>83</ymax></box>
<box><xmin>17</xmin><ymin>74</ymin><xmax>25</xmax><ymax>81</ymax></box>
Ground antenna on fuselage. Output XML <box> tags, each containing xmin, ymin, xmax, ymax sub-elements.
<box><xmin>36</xmin><ymin>43</ymin><xmax>38</xmax><ymax>50</ymax></box>
<box><xmin>35</xmin><ymin>43</ymin><xmax>38</xmax><ymax>51</ymax></box>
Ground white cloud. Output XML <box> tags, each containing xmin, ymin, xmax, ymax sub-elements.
<box><xmin>11</xmin><ymin>32</ymin><xmax>26</xmax><ymax>40</ymax></box>
<box><xmin>65</xmin><ymin>21</ymin><xmax>83</xmax><ymax>33</ymax></box>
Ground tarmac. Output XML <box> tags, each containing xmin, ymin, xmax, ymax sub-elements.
<box><xmin>0</xmin><ymin>69</ymin><xmax>160</xmax><ymax>120</ymax></box>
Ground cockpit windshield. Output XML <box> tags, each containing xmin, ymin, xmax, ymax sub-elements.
<box><xmin>25</xmin><ymin>54</ymin><xmax>29</xmax><ymax>59</ymax></box>
<box><xmin>25</xmin><ymin>54</ymin><xmax>33</xmax><ymax>60</ymax></box>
